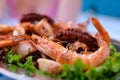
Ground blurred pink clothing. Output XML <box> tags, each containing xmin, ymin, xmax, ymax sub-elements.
<box><xmin>9</xmin><ymin>0</ymin><xmax>59</xmax><ymax>19</ymax></box>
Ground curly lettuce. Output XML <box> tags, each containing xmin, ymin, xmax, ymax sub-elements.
<box><xmin>4</xmin><ymin>44</ymin><xmax>120</xmax><ymax>80</ymax></box>
<box><xmin>59</xmin><ymin>44</ymin><xmax>120</xmax><ymax>80</ymax></box>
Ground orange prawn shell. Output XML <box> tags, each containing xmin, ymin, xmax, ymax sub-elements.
<box><xmin>56</xmin><ymin>51</ymin><xmax>78</xmax><ymax>65</ymax></box>
<box><xmin>31</xmin><ymin>34</ymin><xmax>110</xmax><ymax>67</ymax></box>
<box><xmin>75</xmin><ymin>34</ymin><xmax>110</xmax><ymax>67</ymax></box>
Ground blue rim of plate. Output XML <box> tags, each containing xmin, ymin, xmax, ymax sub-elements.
<box><xmin>111</xmin><ymin>39</ymin><xmax>120</xmax><ymax>51</ymax></box>
<box><xmin>0</xmin><ymin>68</ymin><xmax>35</xmax><ymax>80</ymax></box>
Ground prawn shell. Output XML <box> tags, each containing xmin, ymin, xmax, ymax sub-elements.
<box><xmin>0</xmin><ymin>25</ymin><xmax>14</xmax><ymax>34</ymax></box>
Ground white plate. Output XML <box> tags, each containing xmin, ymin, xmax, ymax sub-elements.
<box><xmin>0</xmin><ymin>68</ymin><xmax>34</xmax><ymax>80</ymax></box>
<box><xmin>0</xmin><ymin>68</ymin><xmax>56</xmax><ymax>80</ymax></box>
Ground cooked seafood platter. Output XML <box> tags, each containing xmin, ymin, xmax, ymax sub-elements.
<box><xmin>0</xmin><ymin>13</ymin><xmax>120</xmax><ymax>80</ymax></box>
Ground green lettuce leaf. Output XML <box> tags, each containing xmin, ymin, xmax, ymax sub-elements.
<box><xmin>4</xmin><ymin>44</ymin><xmax>120</xmax><ymax>80</ymax></box>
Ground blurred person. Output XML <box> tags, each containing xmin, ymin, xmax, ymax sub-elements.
<box><xmin>0</xmin><ymin>0</ymin><xmax>81</xmax><ymax>23</ymax></box>
<box><xmin>0</xmin><ymin>0</ymin><xmax>7</xmax><ymax>20</ymax></box>
<box><xmin>57</xmin><ymin>0</ymin><xmax>81</xmax><ymax>22</ymax></box>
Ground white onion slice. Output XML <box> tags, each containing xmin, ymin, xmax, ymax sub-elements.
<box><xmin>37</xmin><ymin>58</ymin><xmax>62</xmax><ymax>74</ymax></box>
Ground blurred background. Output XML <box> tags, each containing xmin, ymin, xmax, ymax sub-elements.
<box><xmin>0</xmin><ymin>0</ymin><xmax>120</xmax><ymax>41</ymax></box>
<box><xmin>0</xmin><ymin>0</ymin><xmax>120</xmax><ymax>79</ymax></box>
<box><xmin>79</xmin><ymin>0</ymin><xmax>120</xmax><ymax>41</ymax></box>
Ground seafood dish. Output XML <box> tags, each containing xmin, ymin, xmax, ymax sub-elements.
<box><xmin>0</xmin><ymin>13</ymin><xmax>120</xmax><ymax>80</ymax></box>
